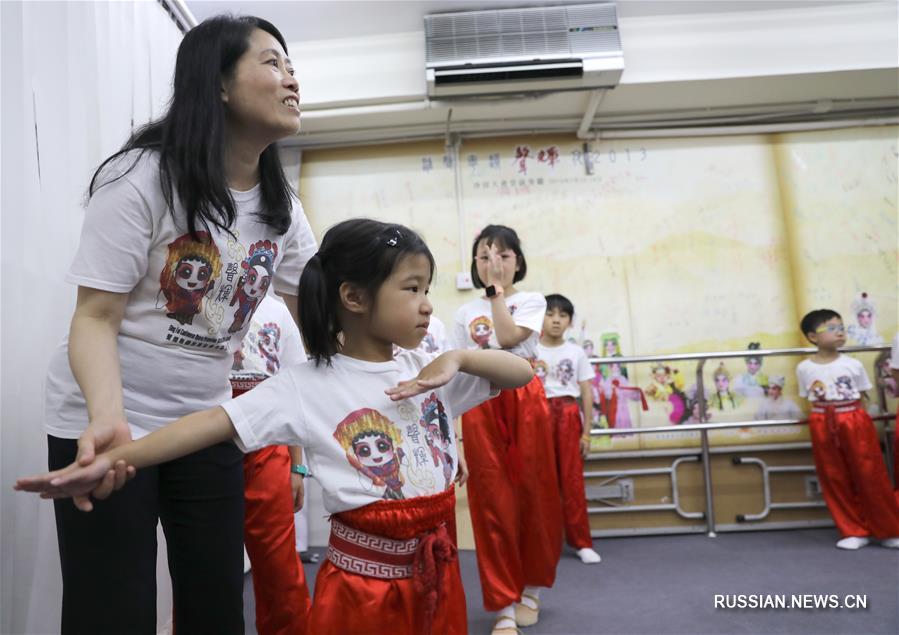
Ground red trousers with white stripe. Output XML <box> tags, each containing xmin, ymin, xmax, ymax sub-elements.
<box><xmin>243</xmin><ymin>446</ymin><xmax>312</xmax><ymax>635</ymax></box>
<box><xmin>462</xmin><ymin>377</ymin><xmax>563</xmax><ymax>611</ymax></box>
<box><xmin>808</xmin><ymin>404</ymin><xmax>899</xmax><ymax>539</ymax></box>
<box><xmin>548</xmin><ymin>397</ymin><xmax>594</xmax><ymax>549</ymax></box>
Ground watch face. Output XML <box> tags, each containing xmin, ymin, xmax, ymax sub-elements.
<box><xmin>486</xmin><ymin>285</ymin><xmax>496</xmax><ymax>297</ymax></box>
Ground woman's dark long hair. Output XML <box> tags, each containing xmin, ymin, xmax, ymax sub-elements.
<box><xmin>299</xmin><ymin>219</ymin><xmax>435</xmax><ymax>366</ymax></box>
<box><xmin>89</xmin><ymin>15</ymin><xmax>294</xmax><ymax>238</ymax></box>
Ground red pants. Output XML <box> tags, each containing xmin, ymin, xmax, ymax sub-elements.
<box><xmin>548</xmin><ymin>397</ymin><xmax>593</xmax><ymax>549</ymax></box>
<box><xmin>463</xmin><ymin>377</ymin><xmax>563</xmax><ymax>611</ymax></box>
<box><xmin>808</xmin><ymin>404</ymin><xmax>899</xmax><ymax>539</ymax></box>
<box><xmin>309</xmin><ymin>488</ymin><xmax>466</xmax><ymax>635</ymax></box>
<box><xmin>244</xmin><ymin>446</ymin><xmax>311</xmax><ymax>635</ymax></box>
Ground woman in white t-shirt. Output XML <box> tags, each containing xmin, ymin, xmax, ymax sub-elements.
<box><xmin>41</xmin><ymin>16</ymin><xmax>316</xmax><ymax>634</ymax></box>
<box><xmin>452</xmin><ymin>225</ymin><xmax>562</xmax><ymax>635</ymax></box>
<box><xmin>18</xmin><ymin>218</ymin><xmax>534</xmax><ymax>635</ymax></box>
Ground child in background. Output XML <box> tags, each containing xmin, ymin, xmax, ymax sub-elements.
<box><xmin>453</xmin><ymin>225</ymin><xmax>562</xmax><ymax>635</ymax></box>
<box><xmin>230</xmin><ymin>294</ymin><xmax>312</xmax><ymax>635</ymax></box>
<box><xmin>536</xmin><ymin>294</ymin><xmax>602</xmax><ymax>565</ymax></box>
<box><xmin>795</xmin><ymin>309</ymin><xmax>899</xmax><ymax>550</ymax></box>
<box><xmin>17</xmin><ymin>219</ymin><xmax>535</xmax><ymax>635</ymax></box>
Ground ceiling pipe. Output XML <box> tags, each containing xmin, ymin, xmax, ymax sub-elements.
<box><xmin>576</xmin><ymin>89</ymin><xmax>608</xmax><ymax>139</ymax></box>
<box><xmin>158</xmin><ymin>0</ymin><xmax>197</xmax><ymax>33</ymax></box>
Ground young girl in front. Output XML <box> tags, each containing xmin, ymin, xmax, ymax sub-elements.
<box><xmin>17</xmin><ymin>219</ymin><xmax>534</xmax><ymax>635</ymax></box>
<box><xmin>452</xmin><ymin>225</ymin><xmax>562</xmax><ymax>635</ymax></box>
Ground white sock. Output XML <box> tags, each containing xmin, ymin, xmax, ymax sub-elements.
<box><xmin>577</xmin><ymin>547</ymin><xmax>602</xmax><ymax>564</ymax></box>
<box><xmin>520</xmin><ymin>586</ymin><xmax>541</xmax><ymax>609</ymax></box>
<box><xmin>880</xmin><ymin>537</ymin><xmax>899</xmax><ymax>548</ymax></box>
<box><xmin>496</xmin><ymin>604</ymin><xmax>516</xmax><ymax>629</ymax></box>
<box><xmin>836</xmin><ymin>536</ymin><xmax>870</xmax><ymax>550</ymax></box>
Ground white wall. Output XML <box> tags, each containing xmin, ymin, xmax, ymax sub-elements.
<box><xmin>0</xmin><ymin>2</ymin><xmax>182</xmax><ymax>633</ymax></box>
<box><xmin>289</xmin><ymin>2</ymin><xmax>898</xmax><ymax>109</ymax></box>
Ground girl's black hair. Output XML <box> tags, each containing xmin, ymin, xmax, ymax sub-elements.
<box><xmin>89</xmin><ymin>15</ymin><xmax>294</xmax><ymax>239</ymax></box>
<box><xmin>470</xmin><ymin>224</ymin><xmax>527</xmax><ymax>288</ymax></box>
<box><xmin>299</xmin><ymin>219</ymin><xmax>435</xmax><ymax>366</ymax></box>
<box><xmin>545</xmin><ymin>293</ymin><xmax>574</xmax><ymax>317</ymax></box>
<box><xmin>799</xmin><ymin>309</ymin><xmax>842</xmax><ymax>342</ymax></box>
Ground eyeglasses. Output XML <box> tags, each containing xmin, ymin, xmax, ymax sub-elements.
<box><xmin>815</xmin><ymin>324</ymin><xmax>845</xmax><ymax>334</ymax></box>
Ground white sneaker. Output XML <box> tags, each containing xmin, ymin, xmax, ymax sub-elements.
<box><xmin>880</xmin><ymin>537</ymin><xmax>899</xmax><ymax>548</ymax></box>
<box><xmin>836</xmin><ymin>536</ymin><xmax>870</xmax><ymax>550</ymax></box>
<box><xmin>577</xmin><ymin>547</ymin><xmax>602</xmax><ymax>564</ymax></box>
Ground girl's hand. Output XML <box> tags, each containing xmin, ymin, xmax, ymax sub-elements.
<box><xmin>14</xmin><ymin>455</ymin><xmax>134</xmax><ymax>512</ymax></box>
<box><xmin>455</xmin><ymin>452</ymin><xmax>469</xmax><ymax>487</ymax></box>
<box><xmin>580</xmin><ymin>437</ymin><xmax>590</xmax><ymax>459</ymax></box>
<box><xmin>385</xmin><ymin>352</ymin><xmax>462</xmax><ymax>401</ymax></box>
<box><xmin>486</xmin><ymin>244</ymin><xmax>504</xmax><ymax>286</ymax></box>
<box><xmin>291</xmin><ymin>474</ymin><xmax>305</xmax><ymax>512</ymax></box>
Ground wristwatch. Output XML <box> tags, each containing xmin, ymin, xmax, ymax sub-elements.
<box><xmin>485</xmin><ymin>284</ymin><xmax>504</xmax><ymax>298</ymax></box>
<box><xmin>290</xmin><ymin>464</ymin><xmax>309</xmax><ymax>478</ymax></box>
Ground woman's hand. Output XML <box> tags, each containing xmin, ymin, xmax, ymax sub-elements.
<box><xmin>14</xmin><ymin>455</ymin><xmax>134</xmax><ymax>512</ymax></box>
<box><xmin>74</xmin><ymin>418</ymin><xmax>134</xmax><ymax>510</ymax></box>
<box><xmin>385</xmin><ymin>352</ymin><xmax>463</xmax><ymax>401</ymax></box>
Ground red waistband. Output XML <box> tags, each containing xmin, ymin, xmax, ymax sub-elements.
<box><xmin>327</xmin><ymin>518</ymin><xmax>420</xmax><ymax>579</ymax></box>
<box><xmin>548</xmin><ymin>396</ymin><xmax>578</xmax><ymax>405</ymax></box>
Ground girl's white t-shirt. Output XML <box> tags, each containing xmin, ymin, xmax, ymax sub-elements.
<box><xmin>230</xmin><ymin>294</ymin><xmax>305</xmax><ymax>391</ymax></box>
<box><xmin>535</xmin><ymin>341</ymin><xmax>593</xmax><ymax>399</ymax></box>
<box><xmin>45</xmin><ymin>151</ymin><xmax>318</xmax><ymax>440</ymax></box>
<box><xmin>452</xmin><ymin>291</ymin><xmax>546</xmax><ymax>359</ymax></box>
<box><xmin>795</xmin><ymin>355</ymin><xmax>872</xmax><ymax>402</ymax></box>
<box><xmin>222</xmin><ymin>350</ymin><xmax>494</xmax><ymax>513</ymax></box>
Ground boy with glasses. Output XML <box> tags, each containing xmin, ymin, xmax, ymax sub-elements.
<box><xmin>796</xmin><ymin>309</ymin><xmax>899</xmax><ymax>550</ymax></box>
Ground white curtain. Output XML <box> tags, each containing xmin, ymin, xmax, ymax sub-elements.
<box><xmin>1</xmin><ymin>2</ymin><xmax>182</xmax><ymax>633</ymax></box>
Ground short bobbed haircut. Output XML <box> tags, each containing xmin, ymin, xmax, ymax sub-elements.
<box><xmin>470</xmin><ymin>224</ymin><xmax>527</xmax><ymax>289</ymax></box>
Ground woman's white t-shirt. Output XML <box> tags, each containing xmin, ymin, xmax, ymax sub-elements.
<box><xmin>535</xmin><ymin>341</ymin><xmax>592</xmax><ymax>399</ymax></box>
<box><xmin>795</xmin><ymin>355</ymin><xmax>872</xmax><ymax>402</ymax></box>
<box><xmin>452</xmin><ymin>291</ymin><xmax>546</xmax><ymax>359</ymax></box>
<box><xmin>222</xmin><ymin>350</ymin><xmax>494</xmax><ymax>513</ymax></box>
<box><xmin>45</xmin><ymin>151</ymin><xmax>318</xmax><ymax>439</ymax></box>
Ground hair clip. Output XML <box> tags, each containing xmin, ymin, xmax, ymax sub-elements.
<box><xmin>384</xmin><ymin>227</ymin><xmax>402</xmax><ymax>247</ymax></box>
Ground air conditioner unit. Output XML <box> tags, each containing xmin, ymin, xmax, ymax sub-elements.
<box><xmin>425</xmin><ymin>3</ymin><xmax>623</xmax><ymax>98</ymax></box>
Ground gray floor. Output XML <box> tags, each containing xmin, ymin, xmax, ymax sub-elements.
<box><xmin>244</xmin><ymin>528</ymin><xmax>899</xmax><ymax>634</ymax></box>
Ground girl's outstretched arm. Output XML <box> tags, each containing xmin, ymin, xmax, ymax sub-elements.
<box><xmin>15</xmin><ymin>407</ymin><xmax>235</xmax><ymax>511</ymax></box>
<box><xmin>386</xmin><ymin>349</ymin><xmax>533</xmax><ymax>400</ymax></box>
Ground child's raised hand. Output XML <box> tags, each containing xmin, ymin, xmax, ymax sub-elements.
<box><xmin>14</xmin><ymin>456</ymin><xmax>135</xmax><ymax>512</ymax></box>
<box><xmin>486</xmin><ymin>243</ymin><xmax>504</xmax><ymax>285</ymax></box>
<box><xmin>385</xmin><ymin>351</ymin><xmax>463</xmax><ymax>401</ymax></box>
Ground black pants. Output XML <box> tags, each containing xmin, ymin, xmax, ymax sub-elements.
<box><xmin>49</xmin><ymin>435</ymin><xmax>245</xmax><ymax>635</ymax></box>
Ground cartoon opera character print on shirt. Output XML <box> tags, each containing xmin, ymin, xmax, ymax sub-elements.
<box><xmin>418</xmin><ymin>393</ymin><xmax>455</xmax><ymax>490</ymax></box>
<box><xmin>533</xmin><ymin>359</ymin><xmax>549</xmax><ymax>384</ymax></box>
<box><xmin>159</xmin><ymin>232</ymin><xmax>222</xmax><ymax>326</ymax></box>
<box><xmin>228</xmin><ymin>240</ymin><xmax>277</xmax><ymax>334</ymax></box>
<box><xmin>834</xmin><ymin>376</ymin><xmax>855</xmax><ymax>400</ymax></box>
<box><xmin>334</xmin><ymin>408</ymin><xmax>406</xmax><ymax>500</ymax></box>
<box><xmin>469</xmin><ymin>316</ymin><xmax>493</xmax><ymax>349</ymax></box>
<box><xmin>257</xmin><ymin>322</ymin><xmax>281</xmax><ymax>375</ymax></box>
<box><xmin>557</xmin><ymin>359</ymin><xmax>575</xmax><ymax>386</ymax></box>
